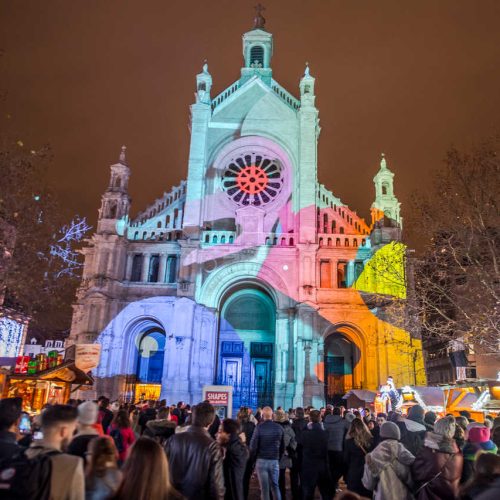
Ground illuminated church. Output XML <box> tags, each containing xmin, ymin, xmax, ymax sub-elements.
<box><xmin>69</xmin><ymin>12</ymin><xmax>425</xmax><ymax>410</ymax></box>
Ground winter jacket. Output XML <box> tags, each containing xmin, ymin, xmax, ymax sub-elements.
<box><xmin>301</xmin><ymin>423</ymin><xmax>330</xmax><ymax>473</ymax></box>
<box><xmin>343</xmin><ymin>436</ymin><xmax>373</xmax><ymax>497</ymax></box>
<box><xmin>0</xmin><ymin>430</ymin><xmax>22</xmax><ymax>460</ymax></box>
<box><xmin>291</xmin><ymin>417</ymin><xmax>308</xmax><ymax>447</ymax></box>
<box><xmin>278</xmin><ymin>421</ymin><xmax>297</xmax><ymax>469</ymax></box>
<box><xmin>362</xmin><ymin>439</ymin><xmax>415</xmax><ymax>500</ymax></box>
<box><xmin>475</xmin><ymin>475</ymin><xmax>500</xmax><ymax>500</ymax></box>
<box><xmin>26</xmin><ymin>443</ymin><xmax>85</xmax><ymax>500</ymax></box>
<box><xmin>165</xmin><ymin>425</ymin><xmax>225</xmax><ymax>500</ymax></box>
<box><xmin>86</xmin><ymin>468</ymin><xmax>122</xmax><ymax>500</ymax></box>
<box><xmin>323</xmin><ymin>414</ymin><xmax>348</xmax><ymax>451</ymax></box>
<box><xmin>222</xmin><ymin>434</ymin><xmax>249</xmax><ymax>500</ymax></box>
<box><xmin>97</xmin><ymin>408</ymin><xmax>113</xmax><ymax>435</ymax></box>
<box><xmin>239</xmin><ymin>420</ymin><xmax>255</xmax><ymax>445</ymax></box>
<box><xmin>397</xmin><ymin>418</ymin><xmax>427</xmax><ymax>456</ymax></box>
<box><xmin>107</xmin><ymin>425</ymin><xmax>135</xmax><ymax>463</ymax></box>
<box><xmin>138</xmin><ymin>407</ymin><xmax>156</xmax><ymax>433</ymax></box>
<box><xmin>412</xmin><ymin>431</ymin><xmax>463</xmax><ymax>500</ymax></box>
<box><xmin>249</xmin><ymin>420</ymin><xmax>284</xmax><ymax>461</ymax></box>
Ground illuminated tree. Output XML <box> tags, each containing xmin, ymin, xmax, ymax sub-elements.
<box><xmin>408</xmin><ymin>140</ymin><xmax>499</xmax><ymax>355</ymax></box>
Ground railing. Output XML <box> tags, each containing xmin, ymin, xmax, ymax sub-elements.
<box><xmin>211</xmin><ymin>81</ymin><xmax>240</xmax><ymax>111</ymax></box>
<box><xmin>271</xmin><ymin>80</ymin><xmax>301</xmax><ymax>111</ymax></box>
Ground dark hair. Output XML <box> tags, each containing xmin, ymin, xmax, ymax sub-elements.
<box><xmin>309</xmin><ymin>410</ymin><xmax>321</xmax><ymax>423</ymax></box>
<box><xmin>99</xmin><ymin>398</ymin><xmax>110</xmax><ymax>409</ymax></box>
<box><xmin>192</xmin><ymin>402</ymin><xmax>215</xmax><ymax>427</ymax></box>
<box><xmin>377</xmin><ymin>413</ymin><xmax>387</xmax><ymax>419</ymax></box>
<box><xmin>113</xmin><ymin>438</ymin><xmax>174</xmax><ymax>500</ymax></box>
<box><xmin>295</xmin><ymin>407</ymin><xmax>305</xmax><ymax>419</ymax></box>
<box><xmin>237</xmin><ymin>407</ymin><xmax>250</xmax><ymax>423</ymax></box>
<box><xmin>221</xmin><ymin>418</ymin><xmax>240</xmax><ymax>436</ymax></box>
<box><xmin>113</xmin><ymin>410</ymin><xmax>131</xmax><ymax>429</ymax></box>
<box><xmin>86</xmin><ymin>437</ymin><xmax>118</xmax><ymax>479</ymax></box>
<box><xmin>41</xmin><ymin>404</ymin><xmax>78</xmax><ymax>429</ymax></box>
<box><xmin>459</xmin><ymin>410</ymin><xmax>471</xmax><ymax>420</ymax></box>
<box><xmin>158</xmin><ymin>407</ymin><xmax>169</xmax><ymax>420</ymax></box>
<box><xmin>333</xmin><ymin>407</ymin><xmax>341</xmax><ymax>416</ymax></box>
<box><xmin>0</xmin><ymin>397</ymin><xmax>22</xmax><ymax>431</ymax></box>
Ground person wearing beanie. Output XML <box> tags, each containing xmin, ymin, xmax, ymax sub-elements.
<box><xmin>68</xmin><ymin>401</ymin><xmax>100</xmax><ymax>463</ymax></box>
<box><xmin>423</xmin><ymin>411</ymin><xmax>437</xmax><ymax>432</ymax></box>
<box><xmin>411</xmin><ymin>416</ymin><xmax>463</xmax><ymax>500</ymax></box>
<box><xmin>362</xmin><ymin>421</ymin><xmax>415</xmax><ymax>500</ymax></box>
<box><xmin>396</xmin><ymin>405</ymin><xmax>427</xmax><ymax>456</ymax></box>
<box><xmin>462</xmin><ymin>425</ymin><xmax>498</xmax><ymax>484</ymax></box>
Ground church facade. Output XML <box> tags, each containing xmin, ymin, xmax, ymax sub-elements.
<box><xmin>68</xmin><ymin>17</ymin><xmax>426</xmax><ymax>410</ymax></box>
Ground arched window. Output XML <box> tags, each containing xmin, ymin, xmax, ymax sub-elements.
<box><xmin>212</xmin><ymin>235</ymin><xmax>218</xmax><ymax>244</ymax></box>
<box><xmin>323</xmin><ymin>214</ymin><xmax>328</xmax><ymax>233</ymax></box>
<box><xmin>131</xmin><ymin>254</ymin><xmax>142</xmax><ymax>282</ymax></box>
<box><xmin>331</xmin><ymin>220</ymin><xmax>336</xmax><ymax>232</ymax></box>
<box><xmin>137</xmin><ymin>330</ymin><xmax>166</xmax><ymax>384</ymax></box>
<box><xmin>166</xmin><ymin>255</ymin><xmax>177</xmax><ymax>283</ymax></box>
<box><xmin>221</xmin><ymin>235</ymin><xmax>226</xmax><ymax>244</ymax></box>
<box><xmin>173</xmin><ymin>209</ymin><xmax>179</xmax><ymax>228</ymax></box>
<box><xmin>205</xmin><ymin>234</ymin><xmax>210</xmax><ymax>243</ymax></box>
<box><xmin>157</xmin><ymin>221</ymin><xmax>161</xmax><ymax>228</ymax></box>
<box><xmin>108</xmin><ymin>203</ymin><xmax>117</xmax><ymax>219</ymax></box>
<box><xmin>361</xmin><ymin>239</ymin><xmax>366</xmax><ymax>247</ymax></box>
<box><xmin>382</xmin><ymin>183</ymin><xmax>388</xmax><ymax>195</ymax></box>
<box><xmin>148</xmin><ymin>255</ymin><xmax>160</xmax><ymax>282</ymax></box>
<box><xmin>319</xmin><ymin>238</ymin><xmax>324</xmax><ymax>247</ymax></box>
<box><xmin>304</xmin><ymin>85</ymin><xmax>311</xmax><ymax>94</ymax></box>
<box><xmin>281</xmin><ymin>238</ymin><xmax>286</xmax><ymax>246</ymax></box>
<box><xmin>273</xmin><ymin>237</ymin><xmax>278</xmax><ymax>245</ymax></box>
<box><xmin>345</xmin><ymin>238</ymin><xmax>349</xmax><ymax>247</ymax></box>
<box><xmin>353</xmin><ymin>239</ymin><xmax>358</xmax><ymax>247</ymax></box>
<box><xmin>166</xmin><ymin>215</ymin><xmax>170</xmax><ymax>227</ymax></box>
<box><xmin>142</xmin><ymin>231</ymin><xmax>147</xmax><ymax>239</ymax></box>
<box><xmin>289</xmin><ymin>237</ymin><xmax>294</xmax><ymax>246</ymax></box>
<box><xmin>250</xmin><ymin>45</ymin><xmax>264</xmax><ymax>67</ymax></box>
<box><xmin>198</xmin><ymin>82</ymin><xmax>206</xmax><ymax>91</ymax></box>
<box><xmin>336</xmin><ymin>238</ymin><xmax>341</xmax><ymax>247</ymax></box>
<box><xmin>328</xmin><ymin>238</ymin><xmax>332</xmax><ymax>246</ymax></box>
<box><xmin>229</xmin><ymin>235</ymin><xmax>234</xmax><ymax>244</ymax></box>
<box><xmin>134</xmin><ymin>231</ymin><xmax>139</xmax><ymax>240</ymax></box>
<box><xmin>265</xmin><ymin>237</ymin><xmax>271</xmax><ymax>245</ymax></box>
<box><xmin>339</xmin><ymin>227</ymin><xmax>344</xmax><ymax>234</ymax></box>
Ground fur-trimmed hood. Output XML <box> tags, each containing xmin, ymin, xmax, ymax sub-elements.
<box><xmin>424</xmin><ymin>431</ymin><xmax>459</xmax><ymax>454</ymax></box>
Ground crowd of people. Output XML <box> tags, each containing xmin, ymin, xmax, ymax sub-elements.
<box><xmin>0</xmin><ymin>396</ymin><xmax>499</xmax><ymax>500</ymax></box>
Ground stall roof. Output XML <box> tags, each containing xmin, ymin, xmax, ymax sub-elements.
<box><xmin>412</xmin><ymin>386</ymin><xmax>446</xmax><ymax>408</ymax></box>
<box><xmin>343</xmin><ymin>390</ymin><xmax>377</xmax><ymax>403</ymax></box>
<box><xmin>9</xmin><ymin>360</ymin><xmax>93</xmax><ymax>385</ymax></box>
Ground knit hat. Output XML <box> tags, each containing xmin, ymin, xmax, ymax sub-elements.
<box><xmin>407</xmin><ymin>405</ymin><xmax>425</xmax><ymax>423</ymax></box>
<box><xmin>468</xmin><ymin>426</ymin><xmax>490</xmax><ymax>444</ymax></box>
<box><xmin>77</xmin><ymin>401</ymin><xmax>98</xmax><ymax>425</ymax></box>
<box><xmin>345</xmin><ymin>412</ymin><xmax>356</xmax><ymax>423</ymax></box>
<box><xmin>274</xmin><ymin>409</ymin><xmax>288</xmax><ymax>423</ymax></box>
<box><xmin>380</xmin><ymin>421</ymin><xmax>401</xmax><ymax>441</ymax></box>
<box><xmin>424</xmin><ymin>411</ymin><xmax>437</xmax><ymax>427</ymax></box>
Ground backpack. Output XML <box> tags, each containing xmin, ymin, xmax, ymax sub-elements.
<box><xmin>110</xmin><ymin>428</ymin><xmax>124</xmax><ymax>453</ymax></box>
<box><xmin>0</xmin><ymin>447</ymin><xmax>60</xmax><ymax>500</ymax></box>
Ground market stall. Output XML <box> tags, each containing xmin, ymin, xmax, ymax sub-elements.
<box><xmin>343</xmin><ymin>389</ymin><xmax>377</xmax><ymax>410</ymax></box>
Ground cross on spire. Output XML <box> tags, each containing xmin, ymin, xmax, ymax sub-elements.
<box><xmin>253</xmin><ymin>3</ymin><xmax>266</xmax><ymax>29</ymax></box>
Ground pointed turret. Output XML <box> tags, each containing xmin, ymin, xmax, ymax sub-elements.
<box><xmin>299</xmin><ymin>62</ymin><xmax>316</xmax><ymax>108</ymax></box>
<box><xmin>97</xmin><ymin>146</ymin><xmax>131</xmax><ymax>234</ymax></box>
<box><xmin>371</xmin><ymin>153</ymin><xmax>402</xmax><ymax>227</ymax></box>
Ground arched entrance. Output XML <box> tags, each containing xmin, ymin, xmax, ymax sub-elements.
<box><xmin>324</xmin><ymin>332</ymin><xmax>362</xmax><ymax>405</ymax></box>
<box><xmin>217</xmin><ymin>286</ymin><xmax>276</xmax><ymax>411</ymax></box>
<box><xmin>134</xmin><ymin>327</ymin><xmax>166</xmax><ymax>402</ymax></box>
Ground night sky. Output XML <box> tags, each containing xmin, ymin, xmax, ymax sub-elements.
<box><xmin>2</xmin><ymin>0</ymin><xmax>500</xmax><ymax>227</ymax></box>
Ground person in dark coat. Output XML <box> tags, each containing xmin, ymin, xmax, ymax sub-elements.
<box><xmin>343</xmin><ymin>418</ymin><xmax>373</xmax><ymax>497</ymax></box>
<box><xmin>301</xmin><ymin>410</ymin><xmax>332</xmax><ymax>500</ymax></box>
<box><xmin>460</xmin><ymin>452</ymin><xmax>500</xmax><ymax>500</ymax></box>
<box><xmin>218</xmin><ymin>418</ymin><xmax>249</xmax><ymax>500</ymax></box>
<box><xmin>412</xmin><ymin>416</ymin><xmax>463</xmax><ymax>500</ymax></box>
<box><xmin>323</xmin><ymin>406</ymin><xmax>348</xmax><ymax>491</ymax></box>
<box><xmin>396</xmin><ymin>405</ymin><xmax>427</xmax><ymax>456</ymax></box>
<box><xmin>97</xmin><ymin>397</ymin><xmax>114</xmax><ymax>434</ymax></box>
<box><xmin>0</xmin><ymin>397</ymin><xmax>23</xmax><ymax>460</ymax></box>
<box><xmin>291</xmin><ymin>407</ymin><xmax>308</xmax><ymax>500</ymax></box>
<box><xmin>237</xmin><ymin>407</ymin><xmax>256</xmax><ymax>500</ymax></box>
<box><xmin>138</xmin><ymin>400</ymin><xmax>157</xmax><ymax>435</ymax></box>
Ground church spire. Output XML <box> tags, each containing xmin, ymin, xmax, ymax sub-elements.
<box><xmin>119</xmin><ymin>145</ymin><xmax>127</xmax><ymax>165</ymax></box>
<box><xmin>371</xmin><ymin>153</ymin><xmax>401</xmax><ymax>227</ymax></box>
<box><xmin>195</xmin><ymin>59</ymin><xmax>212</xmax><ymax>104</ymax></box>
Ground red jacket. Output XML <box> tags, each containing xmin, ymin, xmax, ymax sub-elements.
<box><xmin>108</xmin><ymin>424</ymin><xmax>135</xmax><ymax>462</ymax></box>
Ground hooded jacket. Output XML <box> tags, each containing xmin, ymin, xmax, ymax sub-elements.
<box><xmin>412</xmin><ymin>431</ymin><xmax>463</xmax><ymax>500</ymax></box>
<box><xmin>362</xmin><ymin>439</ymin><xmax>415</xmax><ymax>500</ymax></box>
<box><xmin>323</xmin><ymin>414</ymin><xmax>348</xmax><ymax>451</ymax></box>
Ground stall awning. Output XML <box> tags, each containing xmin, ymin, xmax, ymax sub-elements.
<box><xmin>412</xmin><ymin>386</ymin><xmax>446</xmax><ymax>408</ymax></box>
<box><xmin>343</xmin><ymin>390</ymin><xmax>378</xmax><ymax>403</ymax></box>
<box><xmin>10</xmin><ymin>360</ymin><xmax>94</xmax><ymax>385</ymax></box>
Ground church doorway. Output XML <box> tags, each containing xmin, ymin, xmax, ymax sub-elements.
<box><xmin>324</xmin><ymin>333</ymin><xmax>361</xmax><ymax>405</ymax></box>
<box><xmin>217</xmin><ymin>286</ymin><xmax>276</xmax><ymax>411</ymax></box>
<box><xmin>134</xmin><ymin>328</ymin><xmax>166</xmax><ymax>402</ymax></box>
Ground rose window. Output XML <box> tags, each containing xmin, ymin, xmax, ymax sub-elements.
<box><xmin>222</xmin><ymin>153</ymin><xmax>284</xmax><ymax>206</ymax></box>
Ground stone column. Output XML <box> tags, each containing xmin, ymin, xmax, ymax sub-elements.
<box><xmin>158</xmin><ymin>254</ymin><xmax>167</xmax><ymax>283</ymax></box>
<box><xmin>140</xmin><ymin>254</ymin><xmax>150</xmax><ymax>282</ymax></box>
<box><xmin>286</xmin><ymin>308</ymin><xmax>296</xmax><ymax>383</ymax></box>
<box><xmin>124</xmin><ymin>254</ymin><xmax>133</xmax><ymax>281</ymax></box>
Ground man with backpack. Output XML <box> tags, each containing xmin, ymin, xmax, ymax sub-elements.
<box><xmin>16</xmin><ymin>404</ymin><xmax>84</xmax><ymax>500</ymax></box>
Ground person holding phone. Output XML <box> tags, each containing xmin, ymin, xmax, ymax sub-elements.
<box><xmin>0</xmin><ymin>397</ymin><xmax>23</xmax><ymax>460</ymax></box>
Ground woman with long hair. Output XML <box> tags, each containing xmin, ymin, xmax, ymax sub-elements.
<box><xmin>85</xmin><ymin>437</ymin><xmax>122</xmax><ymax>500</ymax></box>
<box><xmin>460</xmin><ymin>452</ymin><xmax>500</xmax><ymax>500</ymax></box>
<box><xmin>108</xmin><ymin>409</ymin><xmax>135</xmax><ymax>465</ymax></box>
<box><xmin>111</xmin><ymin>437</ymin><xmax>179</xmax><ymax>500</ymax></box>
<box><xmin>344</xmin><ymin>417</ymin><xmax>374</xmax><ymax>496</ymax></box>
